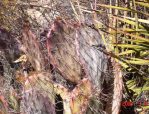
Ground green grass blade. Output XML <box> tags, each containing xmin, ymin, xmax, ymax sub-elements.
<box><xmin>97</xmin><ymin>4</ymin><xmax>149</xmax><ymax>17</ymax></box>
<box><xmin>135</xmin><ymin>2</ymin><xmax>149</xmax><ymax>8</ymax></box>
<box><xmin>125</xmin><ymin>59</ymin><xmax>149</xmax><ymax>65</ymax></box>
<box><xmin>110</xmin><ymin>30</ymin><xmax>149</xmax><ymax>43</ymax></box>
<box><xmin>121</xmin><ymin>16</ymin><xmax>149</xmax><ymax>24</ymax></box>
<box><xmin>112</xmin><ymin>44</ymin><xmax>148</xmax><ymax>50</ymax></box>
<box><xmin>112</xmin><ymin>16</ymin><xmax>144</xmax><ymax>29</ymax></box>
<box><xmin>140</xmin><ymin>51</ymin><xmax>149</xmax><ymax>57</ymax></box>
<box><xmin>117</xmin><ymin>50</ymin><xmax>136</xmax><ymax>56</ymax></box>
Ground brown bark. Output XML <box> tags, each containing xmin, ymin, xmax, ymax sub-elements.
<box><xmin>111</xmin><ymin>59</ymin><xmax>123</xmax><ymax>114</ymax></box>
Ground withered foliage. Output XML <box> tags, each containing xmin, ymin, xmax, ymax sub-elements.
<box><xmin>0</xmin><ymin>1</ymin><xmax>113</xmax><ymax>114</ymax></box>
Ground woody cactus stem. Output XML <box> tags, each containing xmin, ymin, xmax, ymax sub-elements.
<box><xmin>111</xmin><ymin>59</ymin><xmax>123</xmax><ymax>114</ymax></box>
<box><xmin>22</xmin><ymin>22</ymin><xmax>45</xmax><ymax>71</ymax></box>
<box><xmin>22</xmin><ymin>72</ymin><xmax>92</xmax><ymax>114</ymax></box>
<box><xmin>0</xmin><ymin>51</ymin><xmax>13</xmax><ymax>89</ymax></box>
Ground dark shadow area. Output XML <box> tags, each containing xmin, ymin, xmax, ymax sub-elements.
<box><xmin>0</xmin><ymin>62</ymin><xmax>4</xmax><ymax>76</ymax></box>
<box><xmin>55</xmin><ymin>94</ymin><xmax>63</xmax><ymax>114</ymax></box>
<box><xmin>120</xmin><ymin>105</ymin><xmax>135</xmax><ymax>114</ymax></box>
